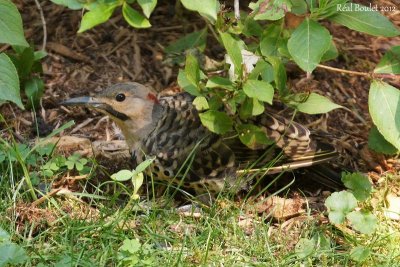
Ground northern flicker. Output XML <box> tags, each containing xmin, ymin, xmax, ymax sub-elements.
<box><xmin>62</xmin><ymin>82</ymin><xmax>340</xmax><ymax>196</ymax></box>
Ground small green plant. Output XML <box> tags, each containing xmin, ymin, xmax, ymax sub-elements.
<box><xmin>0</xmin><ymin>120</ymin><xmax>76</xmax><ymax>199</ymax></box>
<box><xmin>111</xmin><ymin>158</ymin><xmax>154</xmax><ymax>200</ymax></box>
<box><xmin>0</xmin><ymin>227</ymin><xmax>29</xmax><ymax>266</ymax></box>
<box><xmin>118</xmin><ymin>238</ymin><xmax>156</xmax><ymax>266</ymax></box>
<box><xmin>325</xmin><ymin>172</ymin><xmax>377</xmax><ymax>263</ymax></box>
<box><xmin>51</xmin><ymin>0</ymin><xmax>157</xmax><ymax>32</ymax></box>
<box><xmin>0</xmin><ymin>0</ymin><xmax>46</xmax><ymax>110</ymax></box>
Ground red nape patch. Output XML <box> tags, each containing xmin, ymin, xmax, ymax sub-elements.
<box><xmin>147</xmin><ymin>93</ymin><xmax>159</xmax><ymax>104</ymax></box>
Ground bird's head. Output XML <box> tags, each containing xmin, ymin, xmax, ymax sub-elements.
<box><xmin>62</xmin><ymin>82</ymin><xmax>162</xmax><ymax>146</ymax></box>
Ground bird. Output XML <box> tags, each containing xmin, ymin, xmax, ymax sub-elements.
<box><xmin>61</xmin><ymin>82</ymin><xmax>340</xmax><ymax>198</ymax></box>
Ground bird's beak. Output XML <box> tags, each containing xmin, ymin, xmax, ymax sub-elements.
<box><xmin>61</xmin><ymin>96</ymin><xmax>130</xmax><ymax>121</ymax></box>
<box><xmin>61</xmin><ymin>96</ymin><xmax>105</xmax><ymax>109</ymax></box>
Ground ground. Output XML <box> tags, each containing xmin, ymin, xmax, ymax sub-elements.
<box><xmin>1</xmin><ymin>0</ymin><xmax>400</xmax><ymax>266</ymax></box>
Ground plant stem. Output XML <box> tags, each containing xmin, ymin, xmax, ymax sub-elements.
<box><xmin>317</xmin><ymin>64</ymin><xmax>400</xmax><ymax>79</ymax></box>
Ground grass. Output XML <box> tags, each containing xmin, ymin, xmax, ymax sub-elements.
<box><xmin>1</xmin><ymin>133</ymin><xmax>400</xmax><ymax>266</ymax></box>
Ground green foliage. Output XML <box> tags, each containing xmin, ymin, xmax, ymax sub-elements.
<box><xmin>243</xmin><ymin>79</ymin><xmax>274</xmax><ymax>104</ymax></box>
<box><xmin>249</xmin><ymin>0</ymin><xmax>287</xmax><ymax>21</ymax></box>
<box><xmin>237</xmin><ymin>124</ymin><xmax>274</xmax><ymax>149</ymax></box>
<box><xmin>78</xmin><ymin>2</ymin><xmax>119</xmax><ymax>33</ymax></box>
<box><xmin>137</xmin><ymin>0</ymin><xmax>157</xmax><ymax>19</ymax></box>
<box><xmin>122</xmin><ymin>2</ymin><xmax>151</xmax><ymax>28</ymax></box>
<box><xmin>346</xmin><ymin>210</ymin><xmax>377</xmax><ymax>234</ymax></box>
<box><xmin>325</xmin><ymin>191</ymin><xmax>357</xmax><ymax>224</ymax></box>
<box><xmin>329</xmin><ymin>3</ymin><xmax>400</xmax><ymax>37</ymax></box>
<box><xmin>0</xmin><ymin>0</ymin><xmax>29</xmax><ymax>46</ymax></box>
<box><xmin>374</xmin><ymin>46</ymin><xmax>400</xmax><ymax>74</ymax></box>
<box><xmin>341</xmin><ymin>172</ymin><xmax>371</xmax><ymax>201</ymax></box>
<box><xmin>199</xmin><ymin>110</ymin><xmax>233</xmax><ymax>134</ymax></box>
<box><xmin>0</xmin><ymin>53</ymin><xmax>23</xmax><ymax>108</ymax></box>
<box><xmin>325</xmin><ymin>172</ymin><xmax>377</xmax><ymax>235</ymax></box>
<box><xmin>220</xmin><ymin>32</ymin><xmax>243</xmax><ymax>77</ymax></box>
<box><xmin>350</xmin><ymin>246</ymin><xmax>371</xmax><ymax>263</ymax></box>
<box><xmin>77</xmin><ymin>0</ymin><xmax>156</xmax><ymax>33</ymax></box>
<box><xmin>368</xmin><ymin>126</ymin><xmax>398</xmax><ymax>155</ymax></box>
<box><xmin>65</xmin><ymin>153</ymin><xmax>88</xmax><ymax>171</ymax></box>
<box><xmin>295</xmin><ymin>238</ymin><xmax>315</xmax><ymax>258</ymax></box>
<box><xmin>111</xmin><ymin>158</ymin><xmax>153</xmax><ymax>199</ymax></box>
<box><xmin>118</xmin><ymin>239</ymin><xmax>156</xmax><ymax>265</ymax></box>
<box><xmin>180</xmin><ymin>0</ymin><xmax>219</xmax><ymax>23</ymax></box>
<box><xmin>0</xmin><ymin>0</ymin><xmax>45</xmax><ymax>110</ymax></box>
<box><xmin>368</xmin><ymin>81</ymin><xmax>400</xmax><ymax>151</ymax></box>
<box><xmin>0</xmin><ymin>227</ymin><xmax>29</xmax><ymax>266</ymax></box>
<box><xmin>165</xmin><ymin>29</ymin><xmax>207</xmax><ymax>64</ymax></box>
<box><xmin>289</xmin><ymin>92</ymin><xmax>343</xmax><ymax>114</ymax></box>
<box><xmin>288</xmin><ymin>18</ymin><xmax>332</xmax><ymax>72</ymax></box>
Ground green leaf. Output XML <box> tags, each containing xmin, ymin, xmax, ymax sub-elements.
<box><xmin>123</xmin><ymin>3</ymin><xmax>151</xmax><ymax>28</ymax></box>
<box><xmin>24</xmin><ymin>77</ymin><xmax>44</xmax><ymax>109</ymax></box>
<box><xmin>206</xmin><ymin>76</ymin><xmax>234</xmax><ymax>91</ymax></box>
<box><xmin>243</xmin><ymin>80</ymin><xmax>274</xmax><ymax>104</ymax></box>
<box><xmin>239</xmin><ymin>97</ymin><xmax>265</xmax><ymax>119</ymax></box>
<box><xmin>368</xmin><ymin>126</ymin><xmax>399</xmax><ymax>155</ymax></box>
<box><xmin>248</xmin><ymin>60</ymin><xmax>274</xmax><ymax>83</ymax></box>
<box><xmin>341</xmin><ymin>172</ymin><xmax>372</xmax><ymax>202</ymax></box>
<box><xmin>111</xmin><ymin>169</ymin><xmax>134</xmax><ymax>182</ymax></box>
<box><xmin>0</xmin><ymin>53</ymin><xmax>23</xmax><ymax>109</ymax></box>
<box><xmin>249</xmin><ymin>0</ymin><xmax>288</xmax><ymax>21</ymax></box>
<box><xmin>199</xmin><ymin>110</ymin><xmax>233</xmax><ymax>134</ymax></box>
<box><xmin>137</xmin><ymin>0</ymin><xmax>157</xmax><ymax>18</ymax></box>
<box><xmin>266</xmin><ymin>56</ymin><xmax>287</xmax><ymax>95</ymax></box>
<box><xmin>0</xmin><ymin>227</ymin><xmax>10</xmax><ymax>243</ymax></box>
<box><xmin>185</xmin><ymin>53</ymin><xmax>200</xmax><ymax>86</ymax></box>
<box><xmin>368</xmin><ymin>80</ymin><xmax>400</xmax><ymax>150</ymax></box>
<box><xmin>177</xmin><ymin>69</ymin><xmax>201</xmax><ymax>96</ymax></box>
<box><xmin>260</xmin><ymin>24</ymin><xmax>285</xmax><ymax>57</ymax></box>
<box><xmin>329</xmin><ymin>3</ymin><xmax>400</xmax><ymax>37</ymax></box>
<box><xmin>34</xmin><ymin>50</ymin><xmax>47</xmax><ymax>61</ymax></box>
<box><xmin>237</xmin><ymin>124</ymin><xmax>273</xmax><ymax>149</ymax></box>
<box><xmin>132</xmin><ymin>172</ymin><xmax>144</xmax><ymax>198</ymax></box>
<box><xmin>193</xmin><ymin>96</ymin><xmax>209</xmax><ymax>111</ymax></box>
<box><xmin>290</xmin><ymin>93</ymin><xmax>342</xmax><ymax>114</ymax></box>
<box><xmin>0</xmin><ymin>243</ymin><xmax>29</xmax><ymax>266</ymax></box>
<box><xmin>78</xmin><ymin>3</ymin><xmax>118</xmax><ymax>32</ymax></box>
<box><xmin>290</xmin><ymin>0</ymin><xmax>307</xmax><ymax>15</ymax></box>
<box><xmin>325</xmin><ymin>191</ymin><xmax>357</xmax><ymax>224</ymax></box>
<box><xmin>15</xmin><ymin>46</ymin><xmax>34</xmax><ymax>80</ymax></box>
<box><xmin>180</xmin><ymin>0</ymin><xmax>219</xmax><ymax>23</ymax></box>
<box><xmin>350</xmin><ymin>246</ymin><xmax>371</xmax><ymax>263</ymax></box>
<box><xmin>374</xmin><ymin>46</ymin><xmax>400</xmax><ymax>74</ymax></box>
<box><xmin>321</xmin><ymin>41</ymin><xmax>338</xmax><ymax>62</ymax></box>
<box><xmin>288</xmin><ymin>18</ymin><xmax>332</xmax><ymax>72</ymax></box>
<box><xmin>0</xmin><ymin>0</ymin><xmax>29</xmax><ymax>46</ymax></box>
<box><xmin>220</xmin><ymin>32</ymin><xmax>243</xmax><ymax>77</ymax></box>
<box><xmin>165</xmin><ymin>29</ymin><xmax>207</xmax><ymax>54</ymax></box>
<box><xmin>50</xmin><ymin>0</ymin><xmax>86</xmax><ymax>10</ymax></box>
<box><xmin>135</xmin><ymin>158</ymin><xmax>154</xmax><ymax>173</ymax></box>
<box><xmin>347</xmin><ymin>210</ymin><xmax>377</xmax><ymax>234</ymax></box>
<box><xmin>120</xmin><ymin>238</ymin><xmax>141</xmax><ymax>254</ymax></box>
<box><xmin>295</xmin><ymin>238</ymin><xmax>315</xmax><ymax>258</ymax></box>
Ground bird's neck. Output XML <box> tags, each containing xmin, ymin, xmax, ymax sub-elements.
<box><xmin>116</xmin><ymin>103</ymin><xmax>163</xmax><ymax>148</ymax></box>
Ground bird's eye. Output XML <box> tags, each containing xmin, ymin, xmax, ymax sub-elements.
<box><xmin>115</xmin><ymin>93</ymin><xmax>126</xmax><ymax>102</ymax></box>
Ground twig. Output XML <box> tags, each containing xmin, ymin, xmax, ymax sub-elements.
<box><xmin>234</xmin><ymin>0</ymin><xmax>240</xmax><ymax>20</ymax></box>
<box><xmin>34</xmin><ymin>0</ymin><xmax>47</xmax><ymax>50</ymax></box>
<box><xmin>317</xmin><ymin>64</ymin><xmax>400</xmax><ymax>79</ymax></box>
<box><xmin>317</xmin><ymin>64</ymin><xmax>369</xmax><ymax>77</ymax></box>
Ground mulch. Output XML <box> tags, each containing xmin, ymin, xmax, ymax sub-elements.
<box><xmin>1</xmin><ymin>0</ymin><xmax>400</xmax><ymax>186</ymax></box>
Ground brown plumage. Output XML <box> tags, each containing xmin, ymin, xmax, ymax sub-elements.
<box><xmin>62</xmin><ymin>82</ymin><xmax>339</xmax><ymax>195</ymax></box>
